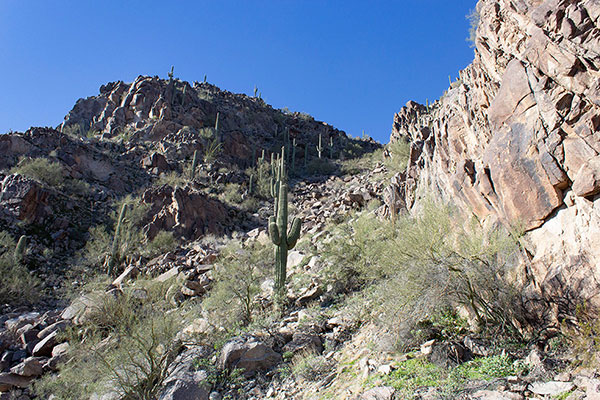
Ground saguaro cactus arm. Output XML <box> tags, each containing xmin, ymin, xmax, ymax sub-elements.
<box><xmin>269</xmin><ymin>216</ymin><xmax>281</xmax><ymax>245</ymax></box>
<box><xmin>287</xmin><ymin>217</ymin><xmax>302</xmax><ymax>250</ymax></box>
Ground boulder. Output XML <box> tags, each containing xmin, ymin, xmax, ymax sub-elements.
<box><xmin>0</xmin><ymin>372</ymin><xmax>32</xmax><ymax>391</ymax></box>
<box><xmin>360</xmin><ymin>386</ymin><xmax>395</xmax><ymax>400</ymax></box>
<box><xmin>218</xmin><ymin>336</ymin><xmax>281</xmax><ymax>374</ymax></box>
<box><xmin>32</xmin><ymin>330</ymin><xmax>58</xmax><ymax>357</ymax></box>
<box><xmin>10</xmin><ymin>357</ymin><xmax>45</xmax><ymax>377</ymax></box>
<box><xmin>158</xmin><ymin>346</ymin><xmax>211</xmax><ymax>400</ymax></box>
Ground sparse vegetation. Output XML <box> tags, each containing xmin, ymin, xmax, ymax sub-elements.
<box><xmin>365</xmin><ymin>353</ymin><xmax>524</xmax><ymax>399</ymax></box>
<box><xmin>0</xmin><ymin>231</ymin><xmax>40</xmax><ymax>305</ymax></box>
<box><xmin>467</xmin><ymin>8</ymin><xmax>480</xmax><ymax>47</ymax></box>
<box><xmin>202</xmin><ymin>240</ymin><xmax>270</xmax><ymax>325</ymax></box>
<box><xmin>316</xmin><ymin>198</ymin><xmax>523</xmax><ymax>350</ymax></box>
<box><xmin>11</xmin><ymin>156</ymin><xmax>65</xmax><ymax>187</ymax></box>
<box><xmin>80</xmin><ymin>195</ymin><xmax>149</xmax><ymax>276</ymax></box>
<box><xmin>35</xmin><ymin>280</ymin><xmax>186</xmax><ymax>400</ymax></box>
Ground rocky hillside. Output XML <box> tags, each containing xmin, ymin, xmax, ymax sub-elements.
<box><xmin>1</xmin><ymin>0</ymin><xmax>600</xmax><ymax>399</ymax></box>
<box><xmin>390</xmin><ymin>0</ymin><xmax>600</xmax><ymax>326</ymax></box>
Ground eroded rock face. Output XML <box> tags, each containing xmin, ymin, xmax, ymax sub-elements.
<box><xmin>389</xmin><ymin>0</ymin><xmax>600</xmax><ymax>322</ymax></box>
<box><xmin>142</xmin><ymin>184</ymin><xmax>230</xmax><ymax>240</ymax></box>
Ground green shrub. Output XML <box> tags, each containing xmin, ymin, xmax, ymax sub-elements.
<box><xmin>366</xmin><ymin>354</ymin><xmax>523</xmax><ymax>399</ymax></box>
<box><xmin>11</xmin><ymin>157</ymin><xmax>64</xmax><ymax>187</ymax></box>
<box><xmin>0</xmin><ymin>231</ymin><xmax>40</xmax><ymax>305</ymax></box>
<box><xmin>203</xmin><ymin>240</ymin><xmax>270</xmax><ymax>325</ymax></box>
<box><xmin>147</xmin><ymin>230</ymin><xmax>179</xmax><ymax>258</ymax></box>
<box><xmin>318</xmin><ymin>198</ymin><xmax>523</xmax><ymax>350</ymax></box>
<box><xmin>291</xmin><ymin>350</ymin><xmax>333</xmax><ymax>382</ymax></box>
<box><xmin>155</xmin><ymin>171</ymin><xmax>187</xmax><ymax>188</ymax></box>
<box><xmin>35</xmin><ymin>280</ymin><xmax>186</xmax><ymax>400</ymax></box>
<box><xmin>384</xmin><ymin>140</ymin><xmax>410</xmax><ymax>173</ymax></box>
<box><xmin>306</xmin><ymin>158</ymin><xmax>337</xmax><ymax>176</ymax></box>
<box><xmin>340</xmin><ymin>148</ymin><xmax>384</xmax><ymax>175</ymax></box>
<box><xmin>80</xmin><ymin>195</ymin><xmax>149</xmax><ymax>275</ymax></box>
<box><xmin>220</xmin><ymin>183</ymin><xmax>243</xmax><ymax>205</ymax></box>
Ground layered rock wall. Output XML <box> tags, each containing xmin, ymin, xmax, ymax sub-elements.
<box><xmin>391</xmin><ymin>0</ymin><xmax>600</xmax><ymax>322</ymax></box>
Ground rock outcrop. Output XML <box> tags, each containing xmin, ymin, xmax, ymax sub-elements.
<box><xmin>389</xmin><ymin>0</ymin><xmax>600</xmax><ymax>323</ymax></box>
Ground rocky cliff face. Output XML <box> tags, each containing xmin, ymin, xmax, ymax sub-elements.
<box><xmin>390</xmin><ymin>0</ymin><xmax>600</xmax><ymax>323</ymax></box>
<box><xmin>61</xmin><ymin>76</ymin><xmax>353</xmax><ymax>169</ymax></box>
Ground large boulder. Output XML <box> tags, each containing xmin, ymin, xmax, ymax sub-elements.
<box><xmin>218</xmin><ymin>336</ymin><xmax>281</xmax><ymax>374</ymax></box>
<box><xmin>158</xmin><ymin>346</ymin><xmax>211</xmax><ymax>400</ymax></box>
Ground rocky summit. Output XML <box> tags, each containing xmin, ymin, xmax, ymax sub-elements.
<box><xmin>1</xmin><ymin>0</ymin><xmax>599</xmax><ymax>399</ymax></box>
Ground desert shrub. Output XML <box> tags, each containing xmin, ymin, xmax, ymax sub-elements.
<box><xmin>155</xmin><ymin>171</ymin><xmax>187</xmax><ymax>187</ymax></box>
<box><xmin>240</xmin><ymin>196</ymin><xmax>260</xmax><ymax>213</ymax></box>
<box><xmin>366</xmin><ymin>354</ymin><xmax>523</xmax><ymax>399</ymax></box>
<box><xmin>466</xmin><ymin>8</ymin><xmax>480</xmax><ymax>47</ymax></box>
<box><xmin>291</xmin><ymin>350</ymin><xmax>334</xmax><ymax>382</ymax></box>
<box><xmin>0</xmin><ymin>231</ymin><xmax>40</xmax><ymax>305</ymax></box>
<box><xmin>306</xmin><ymin>157</ymin><xmax>337</xmax><ymax>176</ymax></box>
<box><xmin>11</xmin><ymin>157</ymin><xmax>64</xmax><ymax>187</ymax></box>
<box><xmin>203</xmin><ymin>240</ymin><xmax>270</xmax><ymax>325</ymax></box>
<box><xmin>147</xmin><ymin>230</ymin><xmax>179</xmax><ymax>258</ymax></box>
<box><xmin>10</xmin><ymin>156</ymin><xmax>91</xmax><ymax>196</ymax></box>
<box><xmin>250</xmin><ymin>160</ymin><xmax>273</xmax><ymax>199</ymax></box>
<box><xmin>319</xmin><ymin>198</ymin><xmax>523</xmax><ymax>350</ymax></box>
<box><xmin>561</xmin><ymin>304</ymin><xmax>600</xmax><ymax>367</ymax></box>
<box><xmin>384</xmin><ymin>139</ymin><xmax>410</xmax><ymax>173</ymax></box>
<box><xmin>341</xmin><ymin>148</ymin><xmax>384</xmax><ymax>175</ymax></box>
<box><xmin>220</xmin><ymin>183</ymin><xmax>244</xmax><ymax>205</ymax></box>
<box><xmin>35</xmin><ymin>280</ymin><xmax>186</xmax><ymax>400</ymax></box>
<box><xmin>80</xmin><ymin>195</ymin><xmax>149</xmax><ymax>275</ymax></box>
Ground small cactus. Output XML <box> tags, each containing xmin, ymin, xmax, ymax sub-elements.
<box><xmin>168</xmin><ymin>66</ymin><xmax>174</xmax><ymax>80</ymax></box>
<box><xmin>14</xmin><ymin>235</ymin><xmax>27</xmax><ymax>265</ymax></box>
<box><xmin>203</xmin><ymin>74</ymin><xmax>207</xmax><ymax>83</ymax></box>
<box><xmin>107</xmin><ymin>203</ymin><xmax>128</xmax><ymax>276</ymax></box>
<box><xmin>254</xmin><ymin>85</ymin><xmax>258</xmax><ymax>97</ymax></box>
<box><xmin>329</xmin><ymin>136</ymin><xmax>334</xmax><ymax>159</ymax></box>
<box><xmin>291</xmin><ymin>138</ymin><xmax>296</xmax><ymax>172</ymax></box>
<box><xmin>215</xmin><ymin>112</ymin><xmax>220</xmax><ymax>141</ymax></box>
<box><xmin>191</xmin><ymin>150</ymin><xmax>199</xmax><ymax>180</ymax></box>
<box><xmin>249</xmin><ymin>174</ymin><xmax>254</xmax><ymax>195</ymax></box>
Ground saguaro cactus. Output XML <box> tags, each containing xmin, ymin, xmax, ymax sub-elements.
<box><xmin>14</xmin><ymin>235</ymin><xmax>27</xmax><ymax>265</ymax></box>
<box><xmin>316</xmin><ymin>133</ymin><xmax>323</xmax><ymax>159</ymax></box>
<box><xmin>291</xmin><ymin>138</ymin><xmax>296</xmax><ymax>172</ymax></box>
<box><xmin>270</xmin><ymin>154</ymin><xmax>281</xmax><ymax>215</ymax></box>
<box><xmin>268</xmin><ymin>146</ymin><xmax>302</xmax><ymax>300</ymax></box>
<box><xmin>191</xmin><ymin>150</ymin><xmax>199</xmax><ymax>180</ymax></box>
<box><xmin>107</xmin><ymin>203</ymin><xmax>128</xmax><ymax>276</ymax></box>
<box><xmin>329</xmin><ymin>136</ymin><xmax>334</xmax><ymax>159</ymax></box>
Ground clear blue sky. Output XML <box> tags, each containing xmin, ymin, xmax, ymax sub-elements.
<box><xmin>0</xmin><ymin>1</ymin><xmax>477</xmax><ymax>143</ymax></box>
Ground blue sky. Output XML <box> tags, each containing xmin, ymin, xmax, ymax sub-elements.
<box><xmin>0</xmin><ymin>1</ymin><xmax>477</xmax><ymax>143</ymax></box>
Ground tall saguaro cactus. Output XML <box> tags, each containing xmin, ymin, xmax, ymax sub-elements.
<box><xmin>269</xmin><ymin>146</ymin><xmax>302</xmax><ymax>301</ymax></box>
<box><xmin>316</xmin><ymin>133</ymin><xmax>323</xmax><ymax>159</ymax></box>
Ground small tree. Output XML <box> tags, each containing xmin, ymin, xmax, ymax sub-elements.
<box><xmin>203</xmin><ymin>241</ymin><xmax>270</xmax><ymax>325</ymax></box>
